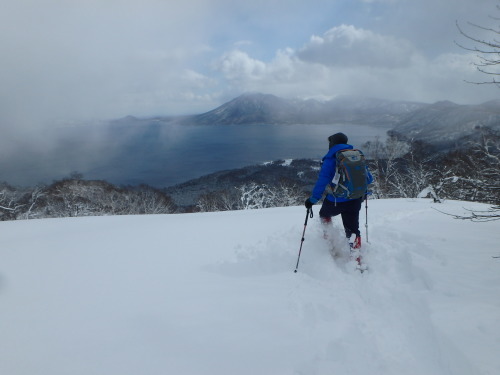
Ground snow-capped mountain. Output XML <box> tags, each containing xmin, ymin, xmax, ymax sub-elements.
<box><xmin>186</xmin><ymin>93</ymin><xmax>298</xmax><ymax>125</ymax></box>
<box><xmin>178</xmin><ymin>93</ymin><xmax>500</xmax><ymax>147</ymax></box>
<box><xmin>391</xmin><ymin>99</ymin><xmax>500</xmax><ymax>146</ymax></box>
<box><xmin>72</xmin><ymin>93</ymin><xmax>500</xmax><ymax>152</ymax></box>
<box><xmin>181</xmin><ymin>93</ymin><xmax>426</xmax><ymax>126</ymax></box>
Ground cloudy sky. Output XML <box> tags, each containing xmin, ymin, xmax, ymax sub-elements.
<box><xmin>1</xmin><ymin>0</ymin><xmax>499</xmax><ymax>131</ymax></box>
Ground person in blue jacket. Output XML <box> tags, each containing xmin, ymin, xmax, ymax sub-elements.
<box><xmin>304</xmin><ymin>132</ymin><xmax>373</xmax><ymax>249</ymax></box>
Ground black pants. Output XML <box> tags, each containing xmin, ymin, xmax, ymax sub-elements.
<box><xmin>319</xmin><ymin>198</ymin><xmax>362</xmax><ymax>238</ymax></box>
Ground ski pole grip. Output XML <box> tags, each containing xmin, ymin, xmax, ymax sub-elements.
<box><xmin>305</xmin><ymin>207</ymin><xmax>313</xmax><ymax>224</ymax></box>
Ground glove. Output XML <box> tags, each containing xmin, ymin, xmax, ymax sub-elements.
<box><xmin>304</xmin><ymin>198</ymin><xmax>314</xmax><ymax>209</ymax></box>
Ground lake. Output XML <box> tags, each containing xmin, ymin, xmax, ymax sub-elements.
<box><xmin>2</xmin><ymin>123</ymin><xmax>390</xmax><ymax>188</ymax></box>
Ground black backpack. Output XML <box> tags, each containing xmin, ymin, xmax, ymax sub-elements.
<box><xmin>330</xmin><ymin>149</ymin><xmax>368</xmax><ymax>199</ymax></box>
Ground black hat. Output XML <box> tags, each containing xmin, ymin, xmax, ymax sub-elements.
<box><xmin>328</xmin><ymin>132</ymin><xmax>348</xmax><ymax>148</ymax></box>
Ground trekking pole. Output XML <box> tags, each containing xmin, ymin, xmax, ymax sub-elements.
<box><xmin>365</xmin><ymin>196</ymin><xmax>369</xmax><ymax>244</ymax></box>
<box><xmin>294</xmin><ymin>207</ymin><xmax>313</xmax><ymax>273</ymax></box>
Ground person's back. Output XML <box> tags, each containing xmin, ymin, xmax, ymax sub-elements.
<box><xmin>305</xmin><ymin>132</ymin><xmax>373</xmax><ymax>249</ymax></box>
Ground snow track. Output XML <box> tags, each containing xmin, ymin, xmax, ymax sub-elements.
<box><xmin>0</xmin><ymin>199</ymin><xmax>498</xmax><ymax>375</ymax></box>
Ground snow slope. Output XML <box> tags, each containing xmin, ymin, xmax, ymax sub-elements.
<box><xmin>0</xmin><ymin>199</ymin><xmax>499</xmax><ymax>375</ymax></box>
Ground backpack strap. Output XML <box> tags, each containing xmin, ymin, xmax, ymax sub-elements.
<box><xmin>329</xmin><ymin>149</ymin><xmax>348</xmax><ymax>195</ymax></box>
<box><xmin>332</xmin><ymin>148</ymin><xmax>351</xmax><ymax>186</ymax></box>
<box><xmin>332</xmin><ymin>165</ymin><xmax>341</xmax><ymax>186</ymax></box>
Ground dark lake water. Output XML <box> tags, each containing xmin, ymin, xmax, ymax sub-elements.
<box><xmin>2</xmin><ymin>123</ymin><xmax>390</xmax><ymax>188</ymax></box>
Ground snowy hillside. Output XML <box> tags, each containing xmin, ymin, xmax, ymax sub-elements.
<box><xmin>180</xmin><ymin>93</ymin><xmax>425</xmax><ymax>126</ymax></box>
<box><xmin>0</xmin><ymin>199</ymin><xmax>499</xmax><ymax>375</ymax></box>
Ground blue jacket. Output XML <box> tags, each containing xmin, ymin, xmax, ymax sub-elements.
<box><xmin>309</xmin><ymin>143</ymin><xmax>373</xmax><ymax>204</ymax></box>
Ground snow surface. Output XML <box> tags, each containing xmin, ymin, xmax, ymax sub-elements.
<box><xmin>0</xmin><ymin>199</ymin><xmax>499</xmax><ymax>375</ymax></box>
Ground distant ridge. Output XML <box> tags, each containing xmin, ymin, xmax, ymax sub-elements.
<box><xmin>391</xmin><ymin>99</ymin><xmax>500</xmax><ymax>146</ymax></box>
<box><xmin>114</xmin><ymin>92</ymin><xmax>500</xmax><ymax>146</ymax></box>
<box><xmin>179</xmin><ymin>92</ymin><xmax>426</xmax><ymax>126</ymax></box>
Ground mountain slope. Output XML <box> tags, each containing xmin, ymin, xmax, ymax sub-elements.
<box><xmin>176</xmin><ymin>92</ymin><xmax>500</xmax><ymax>147</ymax></box>
<box><xmin>164</xmin><ymin>158</ymin><xmax>319</xmax><ymax>208</ymax></box>
<box><xmin>188</xmin><ymin>93</ymin><xmax>298</xmax><ymax>125</ymax></box>
<box><xmin>0</xmin><ymin>199</ymin><xmax>499</xmax><ymax>375</ymax></box>
<box><xmin>391</xmin><ymin>99</ymin><xmax>500</xmax><ymax>146</ymax></box>
<box><xmin>180</xmin><ymin>93</ymin><xmax>426</xmax><ymax>126</ymax></box>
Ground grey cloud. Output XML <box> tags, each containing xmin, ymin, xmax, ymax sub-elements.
<box><xmin>296</xmin><ymin>25</ymin><xmax>416</xmax><ymax>68</ymax></box>
<box><xmin>0</xmin><ymin>1</ymin><xmax>218</xmax><ymax>129</ymax></box>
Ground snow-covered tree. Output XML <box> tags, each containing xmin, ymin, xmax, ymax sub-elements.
<box><xmin>364</xmin><ymin>136</ymin><xmax>413</xmax><ymax>199</ymax></box>
<box><xmin>238</xmin><ymin>183</ymin><xmax>274</xmax><ymax>210</ymax></box>
<box><xmin>125</xmin><ymin>185</ymin><xmax>176</xmax><ymax>215</ymax></box>
<box><xmin>196</xmin><ymin>190</ymin><xmax>237</xmax><ymax>212</ymax></box>
<box><xmin>237</xmin><ymin>182</ymin><xmax>304</xmax><ymax>210</ymax></box>
<box><xmin>439</xmin><ymin>129</ymin><xmax>500</xmax><ymax>219</ymax></box>
<box><xmin>24</xmin><ymin>186</ymin><xmax>45</xmax><ymax>219</ymax></box>
<box><xmin>23</xmin><ymin>179</ymin><xmax>176</xmax><ymax>219</ymax></box>
<box><xmin>0</xmin><ymin>183</ymin><xmax>24</xmax><ymax>220</ymax></box>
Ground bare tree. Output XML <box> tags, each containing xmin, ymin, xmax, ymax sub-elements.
<box><xmin>457</xmin><ymin>5</ymin><xmax>500</xmax><ymax>221</ymax></box>
<box><xmin>455</xmin><ymin>3</ymin><xmax>500</xmax><ymax>219</ymax></box>
<box><xmin>363</xmin><ymin>136</ymin><xmax>410</xmax><ymax>198</ymax></box>
<box><xmin>447</xmin><ymin>205</ymin><xmax>500</xmax><ymax>222</ymax></box>
<box><xmin>126</xmin><ymin>186</ymin><xmax>176</xmax><ymax>215</ymax></box>
<box><xmin>456</xmin><ymin>3</ymin><xmax>500</xmax><ymax>85</ymax></box>
<box><xmin>237</xmin><ymin>183</ymin><xmax>275</xmax><ymax>210</ymax></box>
<box><xmin>24</xmin><ymin>186</ymin><xmax>45</xmax><ymax>219</ymax></box>
<box><xmin>25</xmin><ymin>179</ymin><xmax>176</xmax><ymax>218</ymax></box>
<box><xmin>386</xmin><ymin>140</ymin><xmax>438</xmax><ymax>199</ymax></box>
<box><xmin>0</xmin><ymin>184</ymin><xmax>24</xmax><ymax>220</ymax></box>
<box><xmin>236</xmin><ymin>182</ymin><xmax>304</xmax><ymax>210</ymax></box>
<box><xmin>196</xmin><ymin>190</ymin><xmax>237</xmax><ymax>212</ymax></box>
<box><xmin>273</xmin><ymin>182</ymin><xmax>304</xmax><ymax>207</ymax></box>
